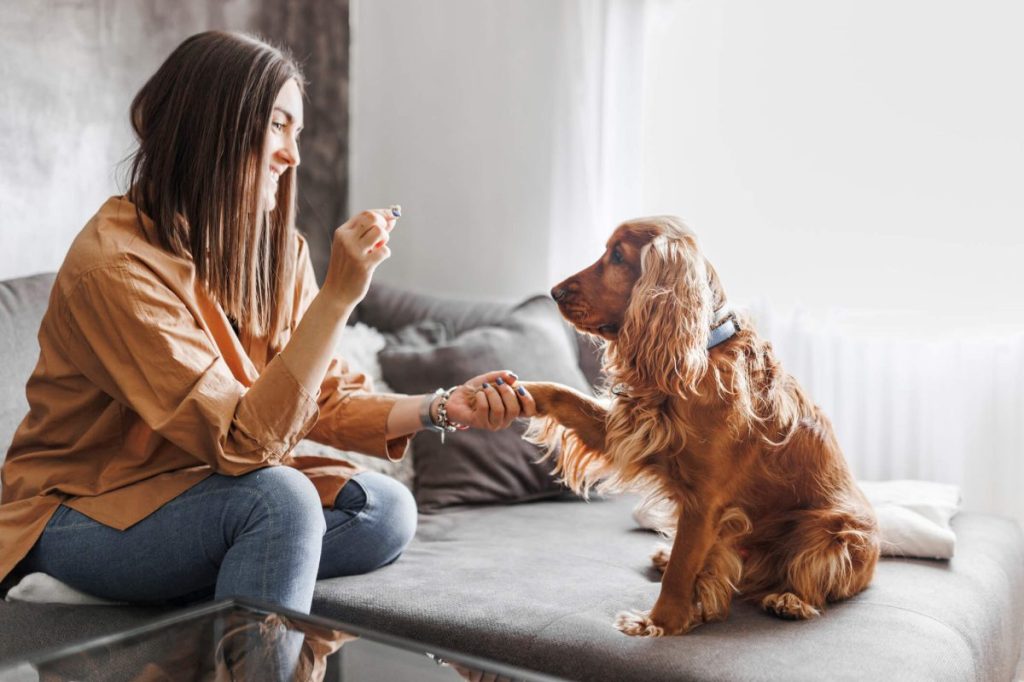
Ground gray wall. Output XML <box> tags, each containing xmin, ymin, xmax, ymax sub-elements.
<box><xmin>0</xmin><ymin>0</ymin><xmax>348</xmax><ymax>281</ymax></box>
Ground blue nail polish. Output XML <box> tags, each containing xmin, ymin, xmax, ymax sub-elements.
<box><xmin>496</xmin><ymin>377</ymin><xmax>504</xmax><ymax>385</ymax></box>
<box><xmin>517</xmin><ymin>386</ymin><xmax>526</xmax><ymax>396</ymax></box>
<box><xmin>482</xmin><ymin>382</ymin><xmax>489</xmax><ymax>389</ymax></box>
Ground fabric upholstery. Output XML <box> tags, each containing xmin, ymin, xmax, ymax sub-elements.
<box><xmin>379</xmin><ymin>295</ymin><xmax>592</xmax><ymax>511</ymax></box>
<box><xmin>354</xmin><ymin>282</ymin><xmax>605</xmax><ymax>391</ymax></box>
<box><xmin>0</xmin><ymin>273</ymin><xmax>55</xmax><ymax>476</ymax></box>
<box><xmin>1</xmin><ymin>274</ymin><xmax>1021</xmax><ymax>681</ymax></box>
<box><xmin>311</xmin><ymin>496</ymin><xmax>1024</xmax><ymax>682</ymax></box>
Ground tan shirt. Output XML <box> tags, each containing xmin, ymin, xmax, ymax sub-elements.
<box><xmin>0</xmin><ymin>196</ymin><xmax>411</xmax><ymax>583</ymax></box>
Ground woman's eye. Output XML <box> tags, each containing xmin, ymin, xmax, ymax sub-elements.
<box><xmin>271</xmin><ymin>121</ymin><xmax>285</xmax><ymax>132</ymax></box>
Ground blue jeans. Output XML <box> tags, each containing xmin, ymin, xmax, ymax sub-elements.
<box><xmin>20</xmin><ymin>468</ymin><xmax>417</xmax><ymax>614</ymax></box>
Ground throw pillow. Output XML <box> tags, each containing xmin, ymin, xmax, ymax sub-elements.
<box><xmin>379</xmin><ymin>295</ymin><xmax>592</xmax><ymax>511</ymax></box>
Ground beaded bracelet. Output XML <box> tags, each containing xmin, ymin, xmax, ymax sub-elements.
<box><xmin>434</xmin><ymin>386</ymin><xmax>464</xmax><ymax>443</ymax></box>
<box><xmin>420</xmin><ymin>387</ymin><xmax>463</xmax><ymax>443</ymax></box>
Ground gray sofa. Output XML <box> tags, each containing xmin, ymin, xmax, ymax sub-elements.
<box><xmin>2</xmin><ymin>272</ymin><xmax>1023</xmax><ymax>681</ymax></box>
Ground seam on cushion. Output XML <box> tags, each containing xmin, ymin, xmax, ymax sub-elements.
<box><xmin>522</xmin><ymin>593</ymin><xmax>637</xmax><ymax>655</ymax></box>
<box><xmin>854</xmin><ymin>601</ymin><xmax>978</xmax><ymax>677</ymax></box>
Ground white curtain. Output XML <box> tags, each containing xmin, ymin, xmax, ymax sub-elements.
<box><xmin>546</xmin><ymin>0</ymin><xmax>649</xmax><ymax>284</ymax></box>
<box><xmin>750</xmin><ymin>302</ymin><xmax>1024</xmax><ymax>529</ymax></box>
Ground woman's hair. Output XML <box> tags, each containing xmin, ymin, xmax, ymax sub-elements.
<box><xmin>126</xmin><ymin>31</ymin><xmax>305</xmax><ymax>338</ymax></box>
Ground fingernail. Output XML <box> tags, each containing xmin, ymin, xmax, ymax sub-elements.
<box><xmin>509</xmin><ymin>372</ymin><xmax>519</xmax><ymax>380</ymax></box>
<box><xmin>496</xmin><ymin>377</ymin><xmax>504</xmax><ymax>385</ymax></box>
<box><xmin>482</xmin><ymin>382</ymin><xmax>489</xmax><ymax>389</ymax></box>
<box><xmin>517</xmin><ymin>386</ymin><xmax>526</xmax><ymax>396</ymax></box>
<box><xmin>390</xmin><ymin>204</ymin><xmax>402</xmax><ymax>217</ymax></box>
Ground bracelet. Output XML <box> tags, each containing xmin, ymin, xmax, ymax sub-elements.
<box><xmin>419</xmin><ymin>389</ymin><xmax>445</xmax><ymax>431</ymax></box>
<box><xmin>434</xmin><ymin>386</ymin><xmax>465</xmax><ymax>444</ymax></box>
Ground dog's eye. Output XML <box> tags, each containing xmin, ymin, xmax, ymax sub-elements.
<box><xmin>610</xmin><ymin>248</ymin><xmax>624</xmax><ymax>265</ymax></box>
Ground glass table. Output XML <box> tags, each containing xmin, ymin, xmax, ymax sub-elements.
<box><xmin>0</xmin><ymin>598</ymin><xmax>566</xmax><ymax>681</ymax></box>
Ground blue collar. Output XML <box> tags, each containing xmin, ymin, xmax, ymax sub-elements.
<box><xmin>707</xmin><ymin>315</ymin><xmax>740</xmax><ymax>349</ymax></box>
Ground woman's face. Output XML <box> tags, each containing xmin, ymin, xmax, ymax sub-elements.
<box><xmin>261</xmin><ymin>78</ymin><xmax>303</xmax><ymax>212</ymax></box>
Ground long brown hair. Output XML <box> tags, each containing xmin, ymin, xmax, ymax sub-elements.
<box><xmin>126</xmin><ymin>31</ymin><xmax>305</xmax><ymax>337</ymax></box>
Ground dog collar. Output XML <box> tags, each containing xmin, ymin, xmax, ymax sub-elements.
<box><xmin>708</xmin><ymin>313</ymin><xmax>740</xmax><ymax>349</ymax></box>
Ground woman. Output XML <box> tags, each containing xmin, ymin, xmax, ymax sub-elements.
<box><xmin>0</xmin><ymin>31</ymin><xmax>535</xmax><ymax>614</ymax></box>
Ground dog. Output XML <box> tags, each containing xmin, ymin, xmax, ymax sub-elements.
<box><xmin>520</xmin><ymin>215</ymin><xmax>879</xmax><ymax>637</ymax></box>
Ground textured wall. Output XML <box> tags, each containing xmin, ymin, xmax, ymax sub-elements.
<box><xmin>0</xmin><ymin>0</ymin><xmax>348</xmax><ymax>281</ymax></box>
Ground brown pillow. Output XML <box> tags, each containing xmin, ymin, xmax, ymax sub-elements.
<box><xmin>379</xmin><ymin>295</ymin><xmax>592</xmax><ymax>512</ymax></box>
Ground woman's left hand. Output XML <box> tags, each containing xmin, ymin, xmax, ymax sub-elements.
<box><xmin>442</xmin><ymin>370</ymin><xmax>536</xmax><ymax>431</ymax></box>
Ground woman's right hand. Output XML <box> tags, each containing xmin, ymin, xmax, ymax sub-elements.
<box><xmin>321</xmin><ymin>208</ymin><xmax>397</xmax><ymax>305</ymax></box>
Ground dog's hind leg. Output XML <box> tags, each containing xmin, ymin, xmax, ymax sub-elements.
<box><xmin>757</xmin><ymin>508</ymin><xmax>880</xmax><ymax>620</ymax></box>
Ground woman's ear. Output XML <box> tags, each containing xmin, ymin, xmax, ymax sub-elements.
<box><xmin>616</xmin><ymin>234</ymin><xmax>714</xmax><ymax>395</ymax></box>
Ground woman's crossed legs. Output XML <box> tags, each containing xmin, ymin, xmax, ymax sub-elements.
<box><xmin>19</xmin><ymin>468</ymin><xmax>417</xmax><ymax>613</ymax></box>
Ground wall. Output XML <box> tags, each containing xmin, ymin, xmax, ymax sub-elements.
<box><xmin>0</xmin><ymin>0</ymin><xmax>349</xmax><ymax>281</ymax></box>
<box><xmin>348</xmin><ymin>0</ymin><xmax>563</xmax><ymax>302</ymax></box>
<box><xmin>641</xmin><ymin>0</ymin><xmax>1024</xmax><ymax>331</ymax></box>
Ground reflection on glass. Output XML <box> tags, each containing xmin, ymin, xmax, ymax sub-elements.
<box><xmin>0</xmin><ymin>602</ymin><xmax>546</xmax><ymax>682</ymax></box>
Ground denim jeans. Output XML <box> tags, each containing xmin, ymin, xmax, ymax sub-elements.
<box><xmin>20</xmin><ymin>468</ymin><xmax>418</xmax><ymax>614</ymax></box>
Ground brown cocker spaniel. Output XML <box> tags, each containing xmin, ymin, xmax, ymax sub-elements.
<box><xmin>520</xmin><ymin>216</ymin><xmax>879</xmax><ymax>637</ymax></box>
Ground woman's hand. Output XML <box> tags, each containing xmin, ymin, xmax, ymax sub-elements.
<box><xmin>321</xmin><ymin>208</ymin><xmax>397</xmax><ymax>305</ymax></box>
<box><xmin>441</xmin><ymin>370</ymin><xmax>537</xmax><ymax>431</ymax></box>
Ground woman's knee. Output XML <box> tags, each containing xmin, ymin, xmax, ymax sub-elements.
<box><xmin>321</xmin><ymin>472</ymin><xmax>417</xmax><ymax>574</ymax></box>
<box><xmin>358</xmin><ymin>472</ymin><xmax>418</xmax><ymax>554</ymax></box>
<box><xmin>229</xmin><ymin>467</ymin><xmax>326</xmax><ymax>540</ymax></box>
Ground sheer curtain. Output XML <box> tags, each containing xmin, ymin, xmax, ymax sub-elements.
<box><xmin>546</xmin><ymin>0</ymin><xmax>649</xmax><ymax>284</ymax></box>
<box><xmin>751</xmin><ymin>302</ymin><xmax>1024</xmax><ymax>528</ymax></box>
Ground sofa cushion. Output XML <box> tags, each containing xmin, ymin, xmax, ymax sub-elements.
<box><xmin>312</xmin><ymin>496</ymin><xmax>1024</xmax><ymax>682</ymax></box>
<box><xmin>355</xmin><ymin>281</ymin><xmax>605</xmax><ymax>390</ymax></box>
<box><xmin>379</xmin><ymin>295</ymin><xmax>592</xmax><ymax>511</ymax></box>
<box><xmin>0</xmin><ymin>273</ymin><xmax>56</xmax><ymax>473</ymax></box>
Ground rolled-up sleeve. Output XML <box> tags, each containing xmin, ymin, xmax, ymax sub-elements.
<box><xmin>291</xmin><ymin>238</ymin><xmax>411</xmax><ymax>461</ymax></box>
<box><xmin>59</xmin><ymin>259</ymin><xmax>319</xmax><ymax>475</ymax></box>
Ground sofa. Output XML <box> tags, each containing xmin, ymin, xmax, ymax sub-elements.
<box><xmin>2</xmin><ymin>271</ymin><xmax>1023</xmax><ymax>681</ymax></box>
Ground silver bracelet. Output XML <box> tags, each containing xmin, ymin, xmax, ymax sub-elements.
<box><xmin>419</xmin><ymin>388</ymin><xmax>445</xmax><ymax>432</ymax></box>
<box><xmin>434</xmin><ymin>386</ymin><xmax>464</xmax><ymax>444</ymax></box>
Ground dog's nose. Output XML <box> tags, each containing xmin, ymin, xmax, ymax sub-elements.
<box><xmin>551</xmin><ymin>286</ymin><xmax>567</xmax><ymax>302</ymax></box>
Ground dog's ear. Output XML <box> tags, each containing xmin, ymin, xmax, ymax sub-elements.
<box><xmin>617</xmin><ymin>233</ymin><xmax>714</xmax><ymax>396</ymax></box>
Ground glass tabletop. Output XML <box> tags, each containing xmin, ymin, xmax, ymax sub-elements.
<box><xmin>0</xmin><ymin>598</ymin><xmax>566</xmax><ymax>682</ymax></box>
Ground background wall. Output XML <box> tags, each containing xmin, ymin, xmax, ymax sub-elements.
<box><xmin>348</xmin><ymin>0</ymin><xmax>563</xmax><ymax>302</ymax></box>
<box><xmin>641</xmin><ymin>0</ymin><xmax>1024</xmax><ymax>331</ymax></box>
<box><xmin>0</xmin><ymin>0</ymin><xmax>349</xmax><ymax>280</ymax></box>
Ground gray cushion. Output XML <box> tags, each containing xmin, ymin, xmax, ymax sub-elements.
<box><xmin>0</xmin><ymin>273</ymin><xmax>55</xmax><ymax>471</ymax></box>
<box><xmin>379</xmin><ymin>296</ymin><xmax>592</xmax><ymax>511</ymax></box>
<box><xmin>312</xmin><ymin>496</ymin><xmax>1024</xmax><ymax>682</ymax></box>
<box><xmin>355</xmin><ymin>282</ymin><xmax>605</xmax><ymax>390</ymax></box>
<box><xmin>0</xmin><ymin>601</ymin><xmax>170</xmax><ymax>662</ymax></box>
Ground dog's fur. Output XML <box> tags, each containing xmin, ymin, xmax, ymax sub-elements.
<box><xmin>521</xmin><ymin>216</ymin><xmax>879</xmax><ymax>637</ymax></box>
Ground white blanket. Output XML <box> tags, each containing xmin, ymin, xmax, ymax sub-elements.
<box><xmin>631</xmin><ymin>479</ymin><xmax>960</xmax><ymax>560</ymax></box>
<box><xmin>5</xmin><ymin>572</ymin><xmax>123</xmax><ymax>606</ymax></box>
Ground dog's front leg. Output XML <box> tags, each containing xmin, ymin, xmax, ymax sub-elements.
<box><xmin>518</xmin><ymin>381</ymin><xmax>607</xmax><ymax>452</ymax></box>
<box><xmin>617</xmin><ymin>501</ymin><xmax>722</xmax><ymax>636</ymax></box>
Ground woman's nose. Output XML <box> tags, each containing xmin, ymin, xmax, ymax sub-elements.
<box><xmin>280</xmin><ymin>138</ymin><xmax>300</xmax><ymax>168</ymax></box>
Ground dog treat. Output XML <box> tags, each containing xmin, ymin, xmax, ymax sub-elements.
<box><xmin>390</xmin><ymin>204</ymin><xmax>402</xmax><ymax>218</ymax></box>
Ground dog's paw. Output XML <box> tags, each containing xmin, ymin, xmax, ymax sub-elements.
<box><xmin>615</xmin><ymin>609</ymin><xmax>665</xmax><ymax>637</ymax></box>
<box><xmin>615</xmin><ymin>608</ymin><xmax>700</xmax><ymax>637</ymax></box>
<box><xmin>760</xmin><ymin>592</ymin><xmax>820</xmax><ymax>620</ymax></box>
<box><xmin>650</xmin><ymin>545</ymin><xmax>671</xmax><ymax>574</ymax></box>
